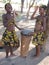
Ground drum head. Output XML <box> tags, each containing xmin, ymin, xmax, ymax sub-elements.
<box><xmin>21</xmin><ymin>29</ymin><xmax>33</xmax><ymax>36</ymax></box>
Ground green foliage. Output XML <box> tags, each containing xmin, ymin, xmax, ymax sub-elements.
<box><xmin>3</xmin><ymin>0</ymin><xmax>11</xmax><ymax>3</ymax></box>
<box><xmin>3</xmin><ymin>0</ymin><xmax>6</xmax><ymax>3</ymax></box>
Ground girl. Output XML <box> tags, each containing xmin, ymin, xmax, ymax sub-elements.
<box><xmin>2</xmin><ymin>3</ymin><xmax>21</xmax><ymax>58</ymax></box>
<box><xmin>31</xmin><ymin>5</ymin><xmax>47</xmax><ymax>57</ymax></box>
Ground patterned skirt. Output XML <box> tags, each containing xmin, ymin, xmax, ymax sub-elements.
<box><xmin>32</xmin><ymin>31</ymin><xmax>46</xmax><ymax>46</ymax></box>
<box><xmin>2</xmin><ymin>29</ymin><xmax>19</xmax><ymax>48</ymax></box>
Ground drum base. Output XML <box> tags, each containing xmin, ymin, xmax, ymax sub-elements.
<box><xmin>20</xmin><ymin>34</ymin><xmax>32</xmax><ymax>57</ymax></box>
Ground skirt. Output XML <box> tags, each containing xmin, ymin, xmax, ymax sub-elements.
<box><xmin>2</xmin><ymin>29</ymin><xmax>19</xmax><ymax>48</ymax></box>
<box><xmin>32</xmin><ymin>31</ymin><xmax>46</xmax><ymax>46</ymax></box>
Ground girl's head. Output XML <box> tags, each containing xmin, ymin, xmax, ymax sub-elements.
<box><xmin>39</xmin><ymin>5</ymin><xmax>47</xmax><ymax>15</ymax></box>
<box><xmin>5</xmin><ymin>3</ymin><xmax>12</xmax><ymax>13</ymax></box>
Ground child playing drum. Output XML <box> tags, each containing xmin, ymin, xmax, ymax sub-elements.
<box><xmin>2</xmin><ymin>3</ymin><xmax>22</xmax><ymax>58</ymax></box>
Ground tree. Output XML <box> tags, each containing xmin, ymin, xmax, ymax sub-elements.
<box><xmin>7</xmin><ymin>0</ymin><xmax>11</xmax><ymax>3</ymax></box>
<box><xmin>3</xmin><ymin>0</ymin><xmax>6</xmax><ymax>3</ymax></box>
<box><xmin>3</xmin><ymin>0</ymin><xmax>11</xmax><ymax>3</ymax></box>
<box><xmin>47</xmin><ymin>0</ymin><xmax>49</xmax><ymax>16</ymax></box>
<box><xmin>21</xmin><ymin>0</ymin><xmax>24</xmax><ymax>13</ymax></box>
<box><xmin>27</xmin><ymin>0</ymin><xmax>36</xmax><ymax>18</ymax></box>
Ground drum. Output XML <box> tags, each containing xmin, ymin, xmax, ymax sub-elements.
<box><xmin>20</xmin><ymin>29</ymin><xmax>33</xmax><ymax>57</ymax></box>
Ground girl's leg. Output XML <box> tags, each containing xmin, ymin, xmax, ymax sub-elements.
<box><xmin>40</xmin><ymin>43</ymin><xmax>46</xmax><ymax>52</ymax></box>
<box><xmin>9</xmin><ymin>45</ymin><xmax>13</xmax><ymax>55</ymax></box>
<box><xmin>9</xmin><ymin>45</ymin><xmax>16</xmax><ymax>56</ymax></box>
<box><xmin>36</xmin><ymin>44</ymin><xmax>40</xmax><ymax>57</ymax></box>
<box><xmin>4</xmin><ymin>45</ymin><xmax>9</xmax><ymax>58</ymax></box>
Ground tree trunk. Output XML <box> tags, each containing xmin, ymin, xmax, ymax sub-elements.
<box><xmin>21</xmin><ymin>0</ymin><xmax>24</xmax><ymax>13</ymax></box>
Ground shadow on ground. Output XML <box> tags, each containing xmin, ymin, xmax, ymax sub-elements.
<box><xmin>0</xmin><ymin>47</ymin><xmax>48</xmax><ymax>65</ymax></box>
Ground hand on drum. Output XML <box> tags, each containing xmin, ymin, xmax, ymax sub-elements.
<box><xmin>19</xmin><ymin>28</ymin><xmax>24</xmax><ymax>30</ymax></box>
<box><xmin>28</xmin><ymin>32</ymin><xmax>33</xmax><ymax>36</ymax></box>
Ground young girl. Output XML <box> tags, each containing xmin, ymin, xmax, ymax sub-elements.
<box><xmin>31</xmin><ymin>5</ymin><xmax>47</xmax><ymax>57</ymax></box>
<box><xmin>2</xmin><ymin>3</ymin><xmax>21</xmax><ymax>58</ymax></box>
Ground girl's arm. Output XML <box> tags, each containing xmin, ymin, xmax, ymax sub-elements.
<box><xmin>13</xmin><ymin>10</ymin><xmax>23</xmax><ymax>30</ymax></box>
<box><xmin>43</xmin><ymin>17</ymin><xmax>46</xmax><ymax>31</ymax></box>
<box><xmin>13</xmin><ymin>10</ymin><xmax>18</xmax><ymax>17</ymax></box>
<box><xmin>2</xmin><ymin>14</ymin><xmax>8</xmax><ymax>27</ymax></box>
<box><xmin>41</xmin><ymin>17</ymin><xmax>46</xmax><ymax>32</ymax></box>
<box><xmin>31</xmin><ymin>6</ymin><xmax>38</xmax><ymax>19</ymax></box>
<box><xmin>14</xmin><ymin>23</ymin><xmax>21</xmax><ymax>30</ymax></box>
<box><xmin>13</xmin><ymin>22</ymin><xmax>23</xmax><ymax>30</ymax></box>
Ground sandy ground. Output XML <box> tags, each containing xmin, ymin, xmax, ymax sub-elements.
<box><xmin>0</xmin><ymin>20</ymin><xmax>49</xmax><ymax>65</ymax></box>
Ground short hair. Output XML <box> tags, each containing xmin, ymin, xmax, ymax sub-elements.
<box><xmin>40</xmin><ymin>5</ymin><xmax>47</xmax><ymax>10</ymax></box>
<box><xmin>5</xmin><ymin>3</ymin><xmax>11</xmax><ymax>9</ymax></box>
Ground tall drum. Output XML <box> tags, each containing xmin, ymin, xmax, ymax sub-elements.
<box><xmin>19</xmin><ymin>19</ymin><xmax>36</xmax><ymax>57</ymax></box>
<box><xmin>21</xmin><ymin>29</ymin><xmax>33</xmax><ymax>57</ymax></box>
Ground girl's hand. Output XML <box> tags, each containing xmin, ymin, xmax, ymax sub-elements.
<box><xmin>18</xmin><ymin>28</ymin><xmax>24</xmax><ymax>30</ymax></box>
<box><xmin>31</xmin><ymin>6</ymin><xmax>38</xmax><ymax>19</ymax></box>
<box><xmin>13</xmin><ymin>10</ymin><xmax>18</xmax><ymax>17</ymax></box>
<box><xmin>34</xmin><ymin>6</ymin><xmax>38</xmax><ymax>11</ymax></box>
<box><xmin>28</xmin><ymin>32</ymin><xmax>33</xmax><ymax>36</ymax></box>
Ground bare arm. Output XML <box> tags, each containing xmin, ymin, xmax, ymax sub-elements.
<box><xmin>2</xmin><ymin>14</ymin><xmax>8</xmax><ymax>27</ymax></box>
<box><xmin>43</xmin><ymin>17</ymin><xmax>46</xmax><ymax>31</ymax></box>
<box><xmin>31</xmin><ymin>6</ymin><xmax>38</xmax><ymax>19</ymax></box>
<box><xmin>14</xmin><ymin>23</ymin><xmax>21</xmax><ymax>30</ymax></box>
<box><xmin>13</xmin><ymin>22</ymin><xmax>23</xmax><ymax>30</ymax></box>
<box><xmin>12</xmin><ymin>11</ymin><xmax>24</xmax><ymax>30</ymax></box>
<box><xmin>27</xmin><ymin>0</ymin><xmax>36</xmax><ymax>18</ymax></box>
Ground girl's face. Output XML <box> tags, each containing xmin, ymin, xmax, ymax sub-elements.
<box><xmin>39</xmin><ymin>7</ymin><xmax>45</xmax><ymax>15</ymax></box>
<box><xmin>5</xmin><ymin>4</ymin><xmax>12</xmax><ymax>13</ymax></box>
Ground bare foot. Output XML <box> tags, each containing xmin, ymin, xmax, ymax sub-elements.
<box><xmin>5</xmin><ymin>56</ymin><xmax>8</xmax><ymax>58</ymax></box>
<box><xmin>33</xmin><ymin>54</ymin><xmax>40</xmax><ymax>57</ymax></box>
<box><xmin>10</xmin><ymin>54</ymin><xmax>16</xmax><ymax>57</ymax></box>
<box><xmin>20</xmin><ymin>55</ymin><xmax>27</xmax><ymax>58</ymax></box>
